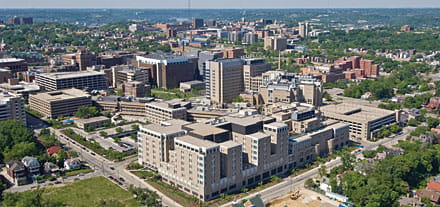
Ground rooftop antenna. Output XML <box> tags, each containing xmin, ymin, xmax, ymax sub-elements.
<box><xmin>188</xmin><ymin>0</ymin><xmax>192</xmax><ymax>21</ymax></box>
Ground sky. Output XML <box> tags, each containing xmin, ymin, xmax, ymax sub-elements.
<box><xmin>2</xmin><ymin>0</ymin><xmax>440</xmax><ymax>9</ymax></box>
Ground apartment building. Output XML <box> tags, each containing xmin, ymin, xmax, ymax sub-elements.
<box><xmin>63</xmin><ymin>50</ymin><xmax>97</xmax><ymax>71</ymax></box>
<box><xmin>208</xmin><ymin>59</ymin><xmax>244</xmax><ymax>103</ymax></box>
<box><xmin>264</xmin><ymin>36</ymin><xmax>287</xmax><ymax>51</ymax></box>
<box><xmin>320</xmin><ymin>103</ymin><xmax>397</xmax><ymax>140</ymax></box>
<box><xmin>35</xmin><ymin>71</ymin><xmax>107</xmax><ymax>91</ymax></box>
<box><xmin>0</xmin><ymin>90</ymin><xmax>26</xmax><ymax>125</ymax></box>
<box><xmin>29</xmin><ymin>88</ymin><xmax>92</xmax><ymax>119</ymax></box>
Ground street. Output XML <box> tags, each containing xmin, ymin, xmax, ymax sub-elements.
<box><xmin>52</xmin><ymin>128</ymin><xmax>183</xmax><ymax>207</ymax></box>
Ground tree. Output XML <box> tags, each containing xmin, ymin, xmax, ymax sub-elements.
<box><xmin>74</xmin><ymin>106</ymin><xmax>100</xmax><ymax>119</ymax></box>
<box><xmin>99</xmin><ymin>131</ymin><xmax>108</xmax><ymax>137</ymax></box>
<box><xmin>323</xmin><ymin>92</ymin><xmax>333</xmax><ymax>101</ymax></box>
<box><xmin>304</xmin><ymin>178</ymin><xmax>317</xmax><ymax>188</ymax></box>
<box><xmin>115</xmin><ymin>127</ymin><xmax>124</xmax><ymax>134</ymax></box>
<box><xmin>3</xmin><ymin>142</ymin><xmax>39</xmax><ymax>163</ymax></box>
<box><xmin>97</xmin><ymin>199</ymin><xmax>125</xmax><ymax>207</ymax></box>
<box><xmin>131</xmin><ymin>124</ymin><xmax>139</xmax><ymax>131</ymax></box>
<box><xmin>128</xmin><ymin>186</ymin><xmax>161</xmax><ymax>207</ymax></box>
<box><xmin>407</xmin><ymin>119</ymin><xmax>419</xmax><ymax>127</ymax></box>
<box><xmin>232</xmin><ymin>96</ymin><xmax>245</xmax><ymax>103</ymax></box>
<box><xmin>0</xmin><ymin>120</ymin><xmax>34</xmax><ymax>162</ymax></box>
<box><xmin>318</xmin><ymin>165</ymin><xmax>327</xmax><ymax>178</ymax></box>
<box><xmin>341</xmin><ymin>151</ymin><xmax>356</xmax><ymax>171</ymax></box>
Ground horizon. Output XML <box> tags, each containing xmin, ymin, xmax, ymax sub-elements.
<box><xmin>3</xmin><ymin>0</ymin><xmax>440</xmax><ymax>9</ymax></box>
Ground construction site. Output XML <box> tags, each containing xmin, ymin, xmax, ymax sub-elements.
<box><xmin>267</xmin><ymin>188</ymin><xmax>339</xmax><ymax>207</ymax></box>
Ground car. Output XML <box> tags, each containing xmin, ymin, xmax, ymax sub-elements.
<box><xmin>91</xmin><ymin>152</ymin><xmax>96</xmax><ymax>156</ymax></box>
<box><xmin>108</xmin><ymin>176</ymin><xmax>114</xmax><ymax>180</ymax></box>
<box><xmin>119</xmin><ymin>177</ymin><xmax>125</xmax><ymax>182</ymax></box>
<box><xmin>54</xmin><ymin>181</ymin><xmax>62</xmax><ymax>184</ymax></box>
<box><xmin>47</xmin><ymin>183</ymin><xmax>54</xmax><ymax>186</ymax></box>
<box><xmin>110</xmin><ymin>167</ymin><xmax>115</xmax><ymax>170</ymax></box>
<box><xmin>31</xmin><ymin>186</ymin><xmax>37</xmax><ymax>189</ymax></box>
<box><xmin>117</xmin><ymin>182</ymin><xmax>123</xmax><ymax>185</ymax></box>
<box><xmin>74</xmin><ymin>178</ymin><xmax>80</xmax><ymax>181</ymax></box>
<box><xmin>78</xmin><ymin>173</ymin><xmax>84</xmax><ymax>176</ymax></box>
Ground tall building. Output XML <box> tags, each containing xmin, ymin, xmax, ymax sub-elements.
<box><xmin>63</xmin><ymin>50</ymin><xmax>97</xmax><ymax>71</ymax></box>
<box><xmin>192</xmin><ymin>18</ymin><xmax>204</xmax><ymax>29</ymax></box>
<box><xmin>136</xmin><ymin>54</ymin><xmax>197</xmax><ymax>89</ymax></box>
<box><xmin>35</xmin><ymin>71</ymin><xmax>107</xmax><ymax>91</ymax></box>
<box><xmin>242</xmin><ymin>58</ymin><xmax>271</xmax><ymax>92</ymax></box>
<box><xmin>138</xmin><ymin>115</ymin><xmax>290</xmax><ymax>201</ymax></box>
<box><xmin>228</xmin><ymin>31</ymin><xmax>243</xmax><ymax>43</ymax></box>
<box><xmin>208</xmin><ymin>59</ymin><xmax>244</xmax><ymax>103</ymax></box>
<box><xmin>206</xmin><ymin>19</ymin><xmax>217</xmax><ymax>27</ymax></box>
<box><xmin>298</xmin><ymin>22</ymin><xmax>309</xmax><ymax>38</ymax></box>
<box><xmin>0</xmin><ymin>90</ymin><xmax>26</xmax><ymax>125</ymax></box>
<box><xmin>29</xmin><ymin>88</ymin><xmax>92</xmax><ymax>119</ymax></box>
<box><xmin>264</xmin><ymin>36</ymin><xmax>287</xmax><ymax>51</ymax></box>
<box><xmin>243</xmin><ymin>32</ymin><xmax>258</xmax><ymax>45</ymax></box>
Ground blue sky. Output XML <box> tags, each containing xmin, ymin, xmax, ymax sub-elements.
<box><xmin>3</xmin><ymin>0</ymin><xmax>440</xmax><ymax>9</ymax></box>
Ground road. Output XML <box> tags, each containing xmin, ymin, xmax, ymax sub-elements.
<box><xmin>222</xmin><ymin>127</ymin><xmax>414</xmax><ymax>207</ymax></box>
<box><xmin>52</xmin><ymin>128</ymin><xmax>182</xmax><ymax>207</ymax></box>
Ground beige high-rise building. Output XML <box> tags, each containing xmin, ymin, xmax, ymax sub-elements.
<box><xmin>138</xmin><ymin>115</ymin><xmax>291</xmax><ymax>201</ymax></box>
<box><xmin>0</xmin><ymin>90</ymin><xmax>26</xmax><ymax>125</ymax></box>
<box><xmin>264</xmin><ymin>36</ymin><xmax>287</xmax><ymax>51</ymax></box>
<box><xmin>299</xmin><ymin>22</ymin><xmax>309</xmax><ymax>38</ymax></box>
<box><xmin>208</xmin><ymin>59</ymin><xmax>244</xmax><ymax>103</ymax></box>
<box><xmin>243</xmin><ymin>58</ymin><xmax>271</xmax><ymax>92</ymax></box>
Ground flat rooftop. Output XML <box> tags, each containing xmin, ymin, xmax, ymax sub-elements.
<box><xmin>246</xmin><ymin>132</ymin><xmax>270</xmax><ymax>140</ymax></box>
<box><xmin>31</xmin><ymin>88</ymin><xmax>90</xmax><ymax>101</ymax></box>
<box><xmin>219</xmin><ymin>140</ymin><xmax>241</xmax><ymax>149</ymax></box>
<box><xmin>175</xmin><ymin>135</ymin><xmax>219</xmax><ymax>149</ymax></box>
<box><xmin>185</xmin><ymin>122</ymin><xmax>229</xmax><ymax>136</ymax></box>
<box><xmin>320</xmin><ymin>103</ymin><xmax>395</xmax><ymax>123</ymax></box>
<box><xmin>225</xmin><ymin>115</ymin><xmax>273</xmax><ymax>126</ymax></box>
<box><xmin>37</xmin><ymin>71</ymin><xmax>105</xmax><ymax>79</ymax></box>
<box><xmin>142</xmin><ymin>119</ymin><xmax>190</xmax><ymax>135</ymax></box>
<box><xmin>0</xmin><ymin>58</ymin><xmax>25</xmax><ymax>63</ymax></box>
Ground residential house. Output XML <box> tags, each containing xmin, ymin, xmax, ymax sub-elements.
<box><xmin>427</xmin><ymin>176</ymin><xmax>440</xmax><ymax>192</ymax></box>
<box><xmin>6</xmin><ymin>160</ymin><xmax>29</xmax><ymax>186</ymax></box>
<box><xmin>21</xmin><ymin>156</ymin><xmax>40</xmax><ymax>175</ymax></box>
<box><xmin>416</xmin><ymin>189</ymin><xmax>440</xmax><ymax>204</ymax></box>
<box><xmin>398</xmin><ymin>197</ymin><xmax>425</xmax><ymax>207</ymax></box>
<box><xmin>46</xmin><ymin>146</ymin><xmax>62</xmax><ymax>157</ymax></box>
<box><xmin>64</xmin><ymin>158</ymin><xmax>81</xmax><ymax>170</ymax></box>
<box><xmin>43</xmin><ymin>162</ymin><xmax>60</xmax><ymax>175</ymax></box>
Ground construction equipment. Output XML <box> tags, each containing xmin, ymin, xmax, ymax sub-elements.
<box><xmin>290</xmin><ymin>190</ymin><xmax>301</xmax><ymax>200</ymax></box>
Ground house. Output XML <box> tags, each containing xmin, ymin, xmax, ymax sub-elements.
<box><xmin>43</xmin><ymin>162</ymin><xmax>60</xmax><ymax>175</ymax></box>
<box><xmin>6</xmin><ymin>160</ymin><xmax>29</xmax><ymax>186</ymax></box>
<box><xmin>416</xmin><ymin>189</ymin><xmax>440</xmax><ymax>204</ymax></box>
<box><xmin>398</xmin><ymin>197</ymin><xmax>425</xmax><ymax>207</ymax></box>
<box><xmin>427</xmin><ymin>176</ymin><xmax>440</xmax><ymax>192</ymax></box>
<box><xmin>46</xmin><ymin>146</ymin><xmax>62</xmax><ymax>157</ymax></box>
<box><xmin>64</xmin><ymin>158</ymin><xmax>81</xmax><ymax>170</ymax></box>
<box><xmin>21</xmin><ymin>156</ymin><xmax>40</xmax><ymax>175</ymax></box>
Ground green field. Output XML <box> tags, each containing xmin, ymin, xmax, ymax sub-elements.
<box><xmin>12</xmin><ymin>177</ymin><xmax>139</xmax><ymax>207</ymax></box>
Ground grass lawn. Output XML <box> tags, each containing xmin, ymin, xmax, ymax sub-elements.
<box><xmin>147</xmin><ymin>179</ymin><xmax>202</xmax><ymax>207</ymax></box>
<box><xmin>23</xmin><ymin>176</ymin><xmax>139</xmax><ymax>207</ymax></box>
<box><xmin>64</xmin><ymin>168</ymin><xmax>94</xmax><ymax>177</ymax></box>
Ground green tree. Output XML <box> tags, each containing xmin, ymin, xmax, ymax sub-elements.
<box><xmin>128</xmin><ymin>186</ymin><xmax>161</xmax><ymax>207</ymax></box>
<box><xmin>318</xmin><ymin>165</ymin><xmax>327</xmax><ymax>178</ymax></box>
<box><xmin>3</xmin><ymin>142</ymin><xmax>39</xmax><ymax>162</ymax></box>
<box><xmin>341</xmin><ymin>151</ymin><xmax>356</xmax><ymax>171</ymax></box>
<box><xmin>74</xmin><ymin>106</ymin><xmax>100</xmax><ymax>119</ymax></box>
<box><xmin>115</xmin><ymin>127</ymin><xmax>124</xmax><ymax>134</ymax></box>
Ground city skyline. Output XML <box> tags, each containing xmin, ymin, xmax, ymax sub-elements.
<box><xmin>3</xmin><ymin>0</ymin><xmax>440</xmax><ymax>9</ymax></box>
